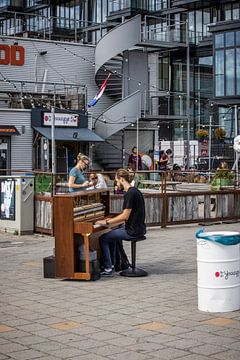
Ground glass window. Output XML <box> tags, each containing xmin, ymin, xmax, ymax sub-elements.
<box><xmin>195</xmin><ymin>10</ymin><xmax>203</xmax><ymax>41</ymax></box>
<box><xmin>158</xmin><ymin>57</ymin><xmax>169</xmax><ymax>90</ymax></box>
<box><xmin>215</xmin><ymin>50</ymin><xmax>224</xmax><ymax>96</ymax></box>
<box><xmin>237</xmin><ymin>48</ymin><xmax>240</xmax><ymax>95</ymax></box>
<box><xmin>224</xmin><ymin>4</ymin><xmax>232</xmax><ymax>20</ymax></box>
<box><xmin>233</xmin><ymin>2</ymin><xmax>240</xmax><ymax>20</ymax></box>
<box><xmin>225</xmin><ymin>32</ymin><xmax>234</xmax><ymax>47</ymax></box>
<box><xmin>203</xmin><ymin>8</ymin><xmax>210</xmax><ymax>37</ymax></box>
<box><xmin>236</xmin><ymin>31</ymin><xmax>240</xmax><ymax>46</ymax></box>
<box><xmin>102</xmin><ymin>0</ymin><xmax>108</xmax><ymax>22</ymax></box>
<box><xmin>172</xmin><ymin>60</ymin><xmax>186</xmax><ymax>93</ymax></box>
<box><xmin>225</xmin><ymin>49</ymin><xmax>235</xmax><ymax>95</ymax></box>
<box><xmin>188</xmin><ymin>11</ymin><xmax>195</xmax><ymax>43</ymax></box>
<box><xmin>215</xmin><ymin>33</ymin><xmax>224</xmax><ymax>48</ymax></box>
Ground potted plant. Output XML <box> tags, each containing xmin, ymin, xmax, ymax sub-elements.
<box><xmin>214</xmin><ymin>127</ymin><xmax>226</xmax><ymax>142</ymax></box>
<box><xmin>196</xmin><ymin>128</ymin><xmax>209</xmax><ymax>141</ymax></box>
<box><xmin>211</xmin><ymin>166</ymin><xmax>235</xmax><ymax>191</ymax></box>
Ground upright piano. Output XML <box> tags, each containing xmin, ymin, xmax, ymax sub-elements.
<box><xmin>53</xmin><ymin>188</ymin><xmax>112</xmax><ymax>280</ymax></box>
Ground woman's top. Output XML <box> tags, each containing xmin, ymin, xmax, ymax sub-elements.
<box><xmin>69</xmin><ymin>167</ymin><xmax>88</xmax><ymax>192</ymax></box>
<box><xmin>128</xmin><ymin>154</ymin><xmax>142</xmax><ymax>170</ymax></box>
<box><xmin>159</xmin><ymin>153</ymin><xmax>168</xmax><ymax>171</ymax></box>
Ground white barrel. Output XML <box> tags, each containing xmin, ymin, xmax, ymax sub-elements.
<box><xmin>197</xmin><ymin>231</ymin><xmax>240</xmax><ymax>312</ymax></box>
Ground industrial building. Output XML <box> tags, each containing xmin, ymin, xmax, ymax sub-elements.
<box><xmin>0</xmin><ymin>0</ymin><xmax>239</xmax><ymax>171</ymax></box>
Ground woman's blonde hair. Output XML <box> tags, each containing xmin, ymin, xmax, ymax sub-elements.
<box><xmin>76</xmin><ymin>153</ymin><xmax>89</xmax><ymax>163</ymax></box>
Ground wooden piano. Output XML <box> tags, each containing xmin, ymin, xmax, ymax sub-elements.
<box><xmin>53</xmin><ymin>188</ymin><xmax>112</xmax><ymax>280</ymax></box>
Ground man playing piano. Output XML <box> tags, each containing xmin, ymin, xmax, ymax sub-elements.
<box><xmin>96</xmin><ymin>168</ymin><xmax>146</xmax><ymax>276</ymax></box>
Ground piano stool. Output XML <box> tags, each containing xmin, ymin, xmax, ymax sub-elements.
<box><xmin>120</xmin><ymin>236</ymin><xmax>148</xmax><ymax>277</ymax></box>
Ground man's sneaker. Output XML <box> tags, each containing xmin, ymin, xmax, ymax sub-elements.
<box><xmin>101</xmin><ymin>268</ymin><xmax>113</xmax><ymax>276</ymax></box>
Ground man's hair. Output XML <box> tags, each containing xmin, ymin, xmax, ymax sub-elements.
<box><xmin>116</xmin><ymin>168</ymin><xmax>131</xmax><ymax>183</ymax></box>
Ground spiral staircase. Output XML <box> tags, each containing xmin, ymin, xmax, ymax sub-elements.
<box><xmin>93</xmin><ymin>14</ymin><xmax>188</xmax><ymax>169</ymax></box>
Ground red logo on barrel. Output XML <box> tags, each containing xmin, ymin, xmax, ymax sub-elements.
<box><xmin>215</xmin><ymin>271</ymin><xmax>220</xmax><ymax>277</ymax></box>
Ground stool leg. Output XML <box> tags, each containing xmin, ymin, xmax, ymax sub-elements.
<box><xmin>131</xmin><ymin>241</ymin><xmax>136</xmax><ymax>270</ymax></box>
<box><xmin>120</xmin><ymin>241</ymin><xmax>148</xmax><ymax>277</ymax></box>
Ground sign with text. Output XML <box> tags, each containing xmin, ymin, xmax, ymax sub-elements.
<box><xmin>43</xmin><ymin>113</ymin><xmax>78</xmax><ymax>127</ymax></box>
<box><xmin>0</xmin><ymin>179</ymin><xmax>15</xmax><ymax>220</ymax></box>
<box><xmin>0</xmin><ymin>44</ymin><xmax>25</xmax><ymax>66</ymax></box>
<box><xmin>199</xmin><ymin>140</ymin><xmax>209</xmax><ymax>157</ymax></box>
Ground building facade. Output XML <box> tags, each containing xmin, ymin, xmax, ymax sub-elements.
<box><xmin>0</xmin><ymin>0</ymin><xmax>240</xmax><ymax>170</ymax></box>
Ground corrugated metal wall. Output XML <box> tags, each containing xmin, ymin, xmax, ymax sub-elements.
<box><xmin>0</xmin><ymin>37</ymin><xmax>114</xmax><ymax>119</ymax></box>
<box><xmin>0</xmin><ymin>109</ymin><xmax>32</xmax><ymax>170</ymax></box>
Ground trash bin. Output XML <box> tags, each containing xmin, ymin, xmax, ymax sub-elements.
<box><xmin>196</xmin><ymin>230</ymin><xmax>240</xmax><ymax>312</ymax></box>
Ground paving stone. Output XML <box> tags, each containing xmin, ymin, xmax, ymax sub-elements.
<box><xmin>164</xmin><ymin>338</ymin><xmax>204</xmax><ymax>350</ymax></box>
<box><xmin>126</xmin><ymin>341</ymin><xmax>165</xmax><ymax>353</ymax></box>
<box><xmin>0</xmin><ymin>343</ymin><xmax>28</xmax><ymax>355</ymax></box>
<box><xmin>30</xmin><ymin>340</ymin><xmax>69</xmax><ymax>352</ymax></box>
<box><xmin>29</xmin><ymin>357</ymin><xmax>60</xmax><ymax>360</ymax></box>
<box><xmin>177</xmin><ymin>355</ymin><xmax>214</xmax><ymax>360</ymax></box>
<box><xmin>107</xmin><ymin>350</ymin><xmax>151</xmax><ymax>360</ymax></box>
<box><xmin>189</xmin><ymin>344</ymin><xmax>227</xmax><ymax>356</ymax></box>
<box><xmin>147</xmin><ymin>347</ymin><xmax>189</xmax><ymax>359</ymax></box>
<box><xmin>49</xmin><ymin>321</ymin><xmax>80</xmax><ymax>331</ymax></box>
<box><xmin>0</xmin><ymin>355</ymin><xmax>11</xmax><ymax>360</ymax></box>
<box><xmin>88</xmin><ymin>344</ymin><xmax>128</xmax><ymax>356</ymax></box>
<box><xmin>85</xmin><ymin>330</ymin><xmax>121</xmax><ymax>341</ymax></box>
<box><xmin>13</xmin><ymin>335</ymin><xmax>47</xmax><ymax>346</ymax></box>
<box><xmin>41</xmin><ymin>347</ymin><xmax>87</xmax><ymax>358</ymax></box>
<box><xmin>211</xmin><ymin>349</ymin><xmax>240</xmax><ymax>360</ymax></box>
<box><xmin>1</xmin><ymin>224</ymin><xmax>240</xmax><ymax>360</ymax></box>
<box><xmin>0</xmin><ymin>324</ymin><xmax>15</xmax><ymax>333</ymax></box>
<box><xmin>136</xmin><ymin>322</ymin><xmax>171</xmax><ymax>331</ymax></box>
<box><xmin>201</xmin><ymin>317</ymin><xmax>237</xmax><ymax>326</ymax></box>
<box><xmin>8</xmin><ymin>349</ymin><xmax>45</xmax><ymax>360</ymax></box>
<box><xmin>68</xmin><ymin>355</ymin><xmax>109</xmax><ymax>360</ymax></box>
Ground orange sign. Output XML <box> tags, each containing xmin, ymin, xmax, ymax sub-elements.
<box><xmin>0</xmin><ymin>44</ymin><xmax>25</xmax><ymax>66</ymax></box>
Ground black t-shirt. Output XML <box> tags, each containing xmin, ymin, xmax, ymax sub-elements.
<box><xmin>123</xmin><ymin>187</ymin><xmax>146</xmax><ymax>237</ymax></box>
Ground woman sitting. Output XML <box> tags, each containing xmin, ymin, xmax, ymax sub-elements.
<box><xmin>88</xmin><ymin>172</ymin><xmax>107</xmax><ymax>189</ymax></box>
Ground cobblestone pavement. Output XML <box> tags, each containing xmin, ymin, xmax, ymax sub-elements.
<box><xmin>0</xmin><ymin>223</ymin><xmax>240</xmax><ymax>360</ymax></box>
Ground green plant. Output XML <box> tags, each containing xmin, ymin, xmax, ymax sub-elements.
<box><xmin>211</xmin><ymin>169</ymin><xmax>235</xmax><ymax>189</ymax></box>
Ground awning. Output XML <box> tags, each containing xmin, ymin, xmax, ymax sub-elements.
<box><xmin>0</xmin><ymin>125</ymin><xmax>20</xmax><ymax>135</ymax></box>
<box><xmin>33</xmin><ymin>127</ymin><xmax>104</xmax><ymax>142</ymax></box>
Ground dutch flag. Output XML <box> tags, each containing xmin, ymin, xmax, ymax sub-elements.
<box><xmin>87</xmin><ymin>74</ymin><xmax>111</xmax><ymax>108</ymax></box>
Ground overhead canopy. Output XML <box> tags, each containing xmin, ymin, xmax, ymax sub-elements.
<box><xmin>33</xmin><ymin>127</ymin><xmax>104</xmax><ymax>142</ymax></box>
<box><xmin>0</xmin><ymin>125</ymin><xmax>20</xmax><ymax>135</ymax></box>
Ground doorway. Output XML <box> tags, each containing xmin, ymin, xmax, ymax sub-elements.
<box><xmin>0</xmin><ymin>137</ymin><xmax>10</xmax><ymax>175</ymax></box>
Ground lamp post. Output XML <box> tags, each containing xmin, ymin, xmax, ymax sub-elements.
<box><xmin>136</xmin><ymin>117</ymin><xmax>139</xmax><ymax>170</ymax></box>
<box><xmin>208</xmin><ymin>115</ymin><xmax>212</xmax><ymax>181</ymax></box>
<box><xmin>234</xmin><ymin>105</ymin><xmax>239</xmax><ymax>186</ymax></box>
<box><xmin>51</xmin><ymin>84</ymin><xmax>56</xmax><ymax>195</ymax></box>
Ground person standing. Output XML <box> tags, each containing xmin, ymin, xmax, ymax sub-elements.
<box><xmin>68</xmin><ymin>153</ymin><xmax>90</xmax><ymax>192</ymax></box>
<box><xmin>96</xmin><ymin>168</ymin><xmax>146</xmax><ymax>276</ymax></box>
<box><xmin>128</xmin><ymin>146</ymin><xmax>142</xmax><ymax>170</ymax></box>
<box><xmin>159</xmin><ymin>150</ymin><xmax>169</xmax><ymax>171</ymax></box>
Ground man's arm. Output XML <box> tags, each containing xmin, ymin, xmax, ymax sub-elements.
<box><xmin>96</xmin><ymin>208</ymin><xmax>132</xmax><ymax>225</ymax></box>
